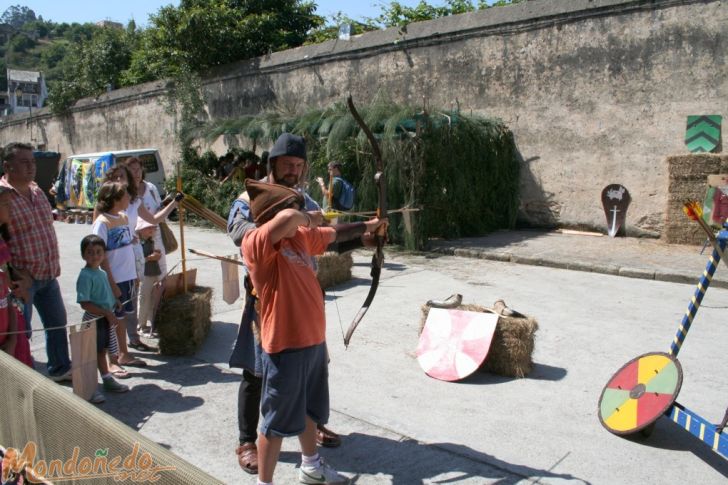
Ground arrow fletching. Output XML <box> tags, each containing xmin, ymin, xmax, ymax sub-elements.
<box><xmin>682</xmin><ymin>200</ymin><xmax>703</xmax><ymax>221</ymax></box>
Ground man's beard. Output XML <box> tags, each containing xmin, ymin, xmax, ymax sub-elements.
<box><xmin>273</xmin><ymin>173</ymin><xmax>299</xmax><ymax>188</ymax></box>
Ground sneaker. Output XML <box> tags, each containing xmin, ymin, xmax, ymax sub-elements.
<box><xmin>88</xmin><ymin>390</ymin><xmax>106</xmax><ymax>404</ymax></box>
<box><xmin>49</xmin><ymin>369</ymin><xmax>73</xmax><ymax>382</ymax></box>
<box><xmin>298</xmin><ymin>459</ymin><xmax>348</xmax><ymax>485</ymax></box>
<box><xmin>102</xmin><ymin>376</ymin><xmax>129</xmax><ymax>393</ymax></box>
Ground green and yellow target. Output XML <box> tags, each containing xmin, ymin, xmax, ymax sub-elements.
<box><xmin>598</xmin><ymin>352</ymin><xmax>682</xmax><ymax>435</ymax></box>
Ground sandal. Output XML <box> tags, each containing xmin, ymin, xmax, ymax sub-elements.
<box><xmin>129</xmin><ymin>341</ymin><xmax>157</xmax><ymax>352</ymax></box>
<box><xmin>110</xmin><ymin>366</ymin><xmax>130</xmax><ymax>379</ymax></box>
<box><xmin>118</xmin><ymin>357</ymin><xmax>147</xmax><ymax>367</ymax></box>
<box><xmin>235</xmin><ymin>442</ymin><xmax>258</xmax><ymax>474</ymax></box>
<box><xmin>316</xmin><ymin>424</ymin><xmax>342</xmax><ymax>448</ymax></box>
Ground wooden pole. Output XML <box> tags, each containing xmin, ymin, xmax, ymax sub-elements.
<box><xmin>177</xmin><ymin>161</ymin><xmax>187</xmax><ymax>293</ymax></box>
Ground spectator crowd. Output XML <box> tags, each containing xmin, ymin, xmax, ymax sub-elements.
<box><xmin>0</xmin><ymin>142</ymin><xmax>181</xmax><ymax>404</ymax></box>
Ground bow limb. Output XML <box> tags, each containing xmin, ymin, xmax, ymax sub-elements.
<box><xmin>343</xmin><ymin>95</ymin><xmax>387</xmax><ymax>347</ymax></box>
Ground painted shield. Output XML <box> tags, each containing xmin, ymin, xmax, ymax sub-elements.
<box><xmin>598</xmin><ymin>352</ymin><xmax>682</xmax><ymax>435</ymax></box>
<box><xmin>416</xmin><ymin>308</ymin><xmax>498</xmax><ymax>382</ymax></box>
<box><xmin>686</xmin><ymin>115</ymin><xmax>721</xmax><ymax>153</ymax></box>
<box><xmin>601</xmin><ymin>184</ymin><xmax>631</xmax><ymax>237</ymax></box>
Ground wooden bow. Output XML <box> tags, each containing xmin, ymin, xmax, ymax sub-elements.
<box><xmin>343</xmin><ymin>95</ymin><xmax>387</xmax><ymax>347</ymax></box>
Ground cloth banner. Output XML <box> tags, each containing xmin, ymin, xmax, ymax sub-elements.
<box><xmin>221</xmin><ymin>257</ymin><xmax>240</xmax><ymax>304</ymax></box>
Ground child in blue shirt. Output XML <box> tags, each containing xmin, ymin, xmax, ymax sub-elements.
<box><xmin>76</xmin><ymin>234</ymin><xmax>130</xmax><ymax>404</ymax></box>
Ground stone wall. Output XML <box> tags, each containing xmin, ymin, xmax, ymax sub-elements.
<box><xmin>1</xmin><ymin>0</ymin><xmax>726</xmax><ymax>236</ymax></box>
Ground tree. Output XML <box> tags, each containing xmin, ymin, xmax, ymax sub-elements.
<box><xmin>376</xmin><ymin>0</ymin><xmax>476</xmax><ymax>28</ymax></box>
<box><xmin>1</xmin><ymin>5</ymin><xmax>36</xmax><ymax>28</ymax></box>
<box><xmin>304</xmin><ymin>0</ymin><xmax>528</xmax><ymax>42</ymax></box>
<box><xmin>305</xmin><ymin>12</ymin><xmax>378</xmax><ymax>45</ymax></box>
<box><xmin>48</xmin><ymin>25</ymin><xmax>135</xmax><ymax>114</ymax></box>
<box><xmin>123</xmin><ymin>0</ymin><xmax>324</xmax><ymax>82</ymax></box>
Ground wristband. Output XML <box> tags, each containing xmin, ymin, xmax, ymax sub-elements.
<box><xmin>304</xmin><ymin>212</ymin><xmax>311</xmax><ymax>228</ymax></box>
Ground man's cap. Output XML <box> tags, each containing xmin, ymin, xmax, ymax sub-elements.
<box><xmin>327</xmin><ymin>161</ymin><xmax>342</xmax><ymax>170</ymax></box>
<box><xmin>246</xmin><ymin>179</ymin><xmax>304</xmax><ymax>225</ymax></box>
<box><xmin>269</xmin><ymin>133</ymin><xmax>306</xmax><ymax>161</ymax></box>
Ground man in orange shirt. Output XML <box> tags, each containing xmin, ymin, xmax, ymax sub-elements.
<box><xmin>243</xmin><ymin>179</ymin><xmax>385</xmax><ymax>485</ymax></box>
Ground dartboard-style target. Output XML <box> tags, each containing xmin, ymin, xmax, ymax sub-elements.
<box><xmin>598</xmin><ymin>352</ymin><xmax>682</xmax><ymax>435</ymax></box>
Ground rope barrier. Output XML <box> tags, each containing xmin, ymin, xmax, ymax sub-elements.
<box><xmin>0</xmin><ymin>261</ymin><xmax>184</xmax><ymax>338</ymax></box>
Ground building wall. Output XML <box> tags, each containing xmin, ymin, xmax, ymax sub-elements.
<box><xmin>1</xmin><ymin>0</ymin><xmax>726</xmax><ymax>235</ymax></box>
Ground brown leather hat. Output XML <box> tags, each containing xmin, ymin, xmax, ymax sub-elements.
<box><xmin>246</xmin><ymin>179</ymin><xmax>304</xmax><ymax>225</ymax></box>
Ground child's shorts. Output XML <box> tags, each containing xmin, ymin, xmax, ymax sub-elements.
<box><xmin>259</xmin><ymin>342</ymin><xmax>329</xmax><ymax>437</ymax></box>
<box><xmin>114</xmin><ymin>280</ymin><xmax>136</xmax><ymax>317</ymax></box>
<box><xmin>95</xmin><ymin>317</ymin><xmax>110</xmax><ymax>353</ymax></box>
<box><xmin>82</xmin><ymin>313</ymin><xmax>111</xmax><ymax>353</ymax></box>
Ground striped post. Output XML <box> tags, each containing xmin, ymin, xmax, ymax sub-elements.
<box><xmin>666</xmin><ymin>403</ymin><xmax>728</xmax><ymax>459</ymax></box>
<box><xmin>669</xmin><ymin>234</ymin><xmax>727</xmax><ymax>356</ymax></box>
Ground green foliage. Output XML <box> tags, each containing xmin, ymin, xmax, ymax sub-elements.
<box><xmin>376</xmin><ymin>0</ymin><xmax>476</xmax><ymax>28</ymax></box>
<box><xmin>124</xmin><ymin>0</ymin><xmax>324</xmax><ymax>82</ymax></box>
<box><xmin>164</xmin><ymin>147</ymin><xmax>248</xmax><ymax>222</ymax></box>
<box><xmin>305</xmin><ymin>13</ymin><xmax>378</xmax><ymax>45</ymax></box>
<box><xmin>308</xmin><ymin>0</ymin><xmax>526</xmax><ymax>42</ymax></box>
<box><xmin>196</xmin><ymin>98</ymin><xmax>519</xmax><ymax>249</ymax></box>
<box><xmin>7</xmin><ymin>31</ymin><xmax>36</xmax><ymax>52</ymax></box>
<box><xmin>47</xmin><ymin>25</ymin><xmax>135</xmax><ymax>114</ymax></box>
<box><xmin>1</xmin><ymin>5</ymin><xmax>36</xmax><ymax>28</ymax></box>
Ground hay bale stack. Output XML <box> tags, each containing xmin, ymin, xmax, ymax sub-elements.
<box><xmin>420</xmin><ymin>303</ymin><xmax>538</xmax><ymax>378</ymax></box>
<box><xmin>316</xmin><ymin>252</ymin><xmax>353</xmax><ymax>289</ymax></box>
<box><xmin>155</xmin><ymin>286</ymin><xmax>213</xmax><ymax>356</ymax></box>
<box><xmin>664</xmin><ymin>154</ymin><xmax>728</xmax><ymax>245</ymax></box>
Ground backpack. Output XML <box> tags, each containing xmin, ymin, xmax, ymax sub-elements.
<box><xmin>334</xmin><ymin>177</ymin><xmax>355</xmax><ymax>211</ymax></box>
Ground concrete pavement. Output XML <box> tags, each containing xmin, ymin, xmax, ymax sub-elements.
<box><xmin>26</xmin><ymin>222</ymin><xmax>728</xmax><ymax>484</ymax></box>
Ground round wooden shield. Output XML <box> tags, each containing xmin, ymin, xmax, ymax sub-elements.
<box><xmin>416</xmin><ymin>308</ymin><xmax>498</xmax><ymax>382</ymax></box>
<box><xmin>598</xmin><ymin>352</ymin><xmax>682</xmax><ymax>435</ymax></box>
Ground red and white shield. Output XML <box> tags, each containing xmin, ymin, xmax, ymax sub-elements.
<box><xmin>416</xmin><ymin>308</ymin><xmax>498</xmax><ymax>382</ymax></box>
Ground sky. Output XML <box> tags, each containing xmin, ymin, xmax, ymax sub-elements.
<box><xmin>1</xmin><ymin>1</ymin><xmax>458</xmax><ymax>27</ymax></box>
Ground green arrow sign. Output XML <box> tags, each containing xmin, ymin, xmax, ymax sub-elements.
<box><xmin>686</xmin><ymin>115</ymin><xmax>721</xmax><ymax>153</ymax></box>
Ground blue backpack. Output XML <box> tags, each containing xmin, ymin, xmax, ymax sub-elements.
<box><xmin>334</xmin><ymin>177</ymin><xmax>355</xmax><ymax>211</ymax></box>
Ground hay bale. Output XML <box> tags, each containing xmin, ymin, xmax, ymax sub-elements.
<box><xmin>420</xmin><ymin>302</ymin><xmax>538</xmax><ymax>378</ymax></box>
<box><xmin>316</xmin><ymin>252</ymin><xmax>352</xmax><ymax>289</ymax></box>
<box><xmin>155</xmin><ymin>286</ymin><xmax>213</xmax><ymax>356</ymax></box>
<box><xmin>664</xmin><ymin>154</ymin><xmax>728</xmax><ymax>245</ymax></box>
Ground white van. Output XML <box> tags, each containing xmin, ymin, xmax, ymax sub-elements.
<box><xmin>55</xmin><ymin>148</ymin><xmax>166</xmax><ymax>209</ymax></box>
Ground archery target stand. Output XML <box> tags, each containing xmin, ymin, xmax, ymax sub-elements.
<box><xmin>598</xmin><ymin>226</ymin><xmax>728</xmax><ymax>459</ymax></box>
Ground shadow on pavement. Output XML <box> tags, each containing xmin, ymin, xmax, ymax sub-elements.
<box><xmin>279</xmin><ymin>433</ymin><xmax>590</xmax><ymax>484</ymax></box>
<box><xmin>622</xmin><ymin>419</ymin><xmax>728</xmax><ymax>477</ymax></box>
<box><xmin>454</xmin><ymin>362</ymin><xmax>568</xmax><ymax>385</ymax></box>
<box><xmin>106</xmin><ymin>383</ymin><xmax>206</xmax><ymax>430</ymax></box>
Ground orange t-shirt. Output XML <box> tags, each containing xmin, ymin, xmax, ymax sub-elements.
<box><xmin>243</xmin><ymin>224</ymin><xmax>335</xmax><ymax>353</ymax></box>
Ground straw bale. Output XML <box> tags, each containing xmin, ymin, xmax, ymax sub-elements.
<box><xmin>664</xmin><ymin>154</ymin><xmax>728</xmax><ymax>245</ymax></box>
<box><xmin>420</xmin><ymin>302</ymin><xmax>538</xmax><ymax>378</ymax></box>
<box><xmin>316</xmin><ymin>252</ymin><xmax>353</xmax><ymax>289</ymax></box>
<box><xmin>155</xmin><ymin>286</ymin><xmax>213</xmax><ymax>356</ymax></box>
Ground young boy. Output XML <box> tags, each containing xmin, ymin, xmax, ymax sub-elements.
<box><xmin>135</xmin><ymin>219</ymin><xmax>162</xmax><ymax>337</ymax></box>
<box><xmin>76</xmin><ymin>234</ymin><xmax>130</xmax><ymax>404</ymax></box>
<box><xmin>242</xmin><ymin>179</ymin><xmax>385</xmax><ymax>485</ymax></box>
